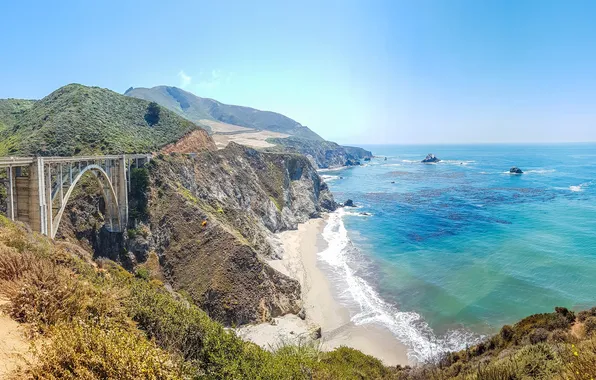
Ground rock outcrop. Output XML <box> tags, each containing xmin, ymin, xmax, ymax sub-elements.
<box><xmin>510</xmin><ymin>167</ymin><xmax>523</xmax><ymax>174</ymax></box>
<box><xmin>55</xmin><ymin>143</ymin><xmax>337</xmax><ymax>326</ymax></box>
<box><xmin>132</xmin><ymin>143</ymin><xmax>335</xmax><ymax>325</ymax></box>
<box><xmin>422</xmin><ymin>153</ymin><xmax>441</xmax><ymax>163</ymax></box>
<box><xmin>266</xmin><ymin>137</ymin><xmax>372</xmax><ymax>168</ymax></box>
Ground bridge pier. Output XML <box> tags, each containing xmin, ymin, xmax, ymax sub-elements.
<box><xmin>1</xmin><ymin>154</ymin><xmax>150</xmax><ymax>238</ymax></box>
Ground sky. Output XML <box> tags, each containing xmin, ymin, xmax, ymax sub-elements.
<box><xmin>1</xmin><ymin>0</ymin><xmax>596</xmax><ymax>144</ymax></box>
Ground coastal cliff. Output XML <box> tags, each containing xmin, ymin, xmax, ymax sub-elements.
<box><xmin>56</xmin><ymin>142</ymin><xmax>337</xmax><ymax>325</ymax></box>
<box><xmin>266</xmin><ymin>136</ymin><xmax>373</xmax><ymax>168</ymax></box>
<box><xmin>135</xmin><ymin>143</ymin><xmax>336</xmax><ymax>324</ymax></box>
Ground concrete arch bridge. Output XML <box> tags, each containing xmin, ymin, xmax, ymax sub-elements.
<box><xmin>0</xmin><ymin>154</ymin><xmax>150</xmax><ymax>238</ymax></box>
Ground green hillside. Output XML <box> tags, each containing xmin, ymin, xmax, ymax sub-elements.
<box><xmin>0</xmin><ymin>98</ymin><xmax>36</xmax><ymax>133</ymax></box>
<box><xmin>125</xmin><ymin>86</ymin><xmax>324</xmax><ymax>141</ymax></box>
<box><xmin>0</xmin><ymin>84</ymin><xmax>205</xmax><ymax>156</ymax></box>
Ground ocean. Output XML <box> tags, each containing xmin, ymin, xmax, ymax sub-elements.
<box><xmin>317</xmin><ymin>144</ymin><xmax>596</xmax><ymax>362</ymax></box>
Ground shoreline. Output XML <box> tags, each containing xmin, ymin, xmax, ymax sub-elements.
<box><xmin>238</xmin><ymin>216</ymin><xmax>409</xmax><ymax>366</ymax></box>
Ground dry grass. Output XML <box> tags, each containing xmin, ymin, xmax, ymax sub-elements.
<box><xmin>30</xmin><ymin>320</ymin><xmax>190</xmax><ymax>380</ymax></box>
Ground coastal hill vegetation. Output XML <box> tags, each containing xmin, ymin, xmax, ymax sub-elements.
<box><xmin>1</xmin><ymin>216</ymin><xmax>596</xmax><ymax>379</ymax></box>
<box><xmin>0</xmin><ymin>84</ymin><xmax>213</xmax><ymax>156</ymax></box>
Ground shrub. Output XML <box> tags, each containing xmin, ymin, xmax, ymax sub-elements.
<box><xmin>500</xmin><ymin>324</ymin><xmax>514</xmax><ymax>342</ymax></box>
<box><xmin>122</xmin><ymin>278</ymin><xmax>275</xmax><ymax>378</ymax></box>
<box><xmin>577</xmin><ymin>307</ymin><xmax>596</xmax><ymax>322</ymax></box>
<box><xmin>129</xmin><ymin>168</ymin><xmax>150</xmax><ymax>220</ymax></box>
<box><xmin>529</xmin><ymin>328</ymin><xmax>549</xmax><ymax>344</ymax></box>
<box><xmin>315</xmin><ymin>346</ymin><xmax>392</xmax><ymax>379</ymax></box>
<box><xmin>477</xmin><ymin>343</ymin><xmax>562</xmax><ymax>380</ymax></box>
<box><xmin>560</xmin><ymin>336</ymin><xmax>596</xmax><ymax>379</ymax></box>
<box><xmin>144</xmin><ymin>102</ymin><xmax>161</xmax><ymax>126</ymax></box>
<box><xmin>30</xmin><ymin>320</ymin><xmax>191</xmax><ymax>379</ymax></box>
<box><xmin>135</xmin><ymin>266</ymin><xmax>150</xmax><ymax>280</ymax></box>
<box><xmin>555</xmin><ymin>306</ymin><xmax>576</xmax><ymax>323</ymax></box>
<box><xmin>584</xmin><ymin>316</ymin><xmax>596</xmax><ymax>336</ymax></box>
<box><xmin>548</xmin><ymin>329</ymin><xmax>569</xmax><ymax>343</ymax></box>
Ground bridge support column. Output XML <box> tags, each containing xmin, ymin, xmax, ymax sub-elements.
<box><xmin>117</xmin><ymin>155</ymin><xmax>129</xmax><ymax>231</ymax></box>
<box><xmin>7</xmin><ymin>167</ymin><xmax>14</xmax><ymax>220</ymax></box>
<box><xmin>28</xmin><ymin>158</ymin><xmax>47</xmax><ymax>235</ymax></box>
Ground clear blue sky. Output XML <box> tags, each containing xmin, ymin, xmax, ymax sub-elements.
<box><xmin>2</xmin><ymin>0</ymin><xmax>596</xmax><ymax>144</ymax></box>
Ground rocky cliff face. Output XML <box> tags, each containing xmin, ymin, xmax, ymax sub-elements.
<box><xmin>56</xmin><ymin>142</ymin><xmax>337</xmax><ymax>326</ymax></box>
<box><xmin>266</xmin><ymin>136</ymin><xmax>373</xmax><ymax>168</ymax></box>
<box><xmin>138</xmin><ymin>143</ymin><xmax>336</xmax><ymax>324</ymax></box>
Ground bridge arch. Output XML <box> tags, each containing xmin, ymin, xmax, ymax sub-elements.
<box><xmin>51</xmin><ymin>164</ymin><xmax>120</xmax><ymax>239</ymax></box>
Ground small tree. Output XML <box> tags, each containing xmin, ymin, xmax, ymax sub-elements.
<box><xmin>144</xmin><ymin>102</ymin><xmax>160</xmax><ymax>126</ymax></box>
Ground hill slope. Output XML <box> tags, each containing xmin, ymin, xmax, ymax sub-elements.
<box><xmin>125</xmin><ymin>86</ymin><xmax>324</xmax><ymax>141</ymax></box>
<box><xmin>0</xmin><ymin>98</ymin><xmax>36</xmax><ymax>133</ymax></box>
<box><xmin>0</xmin><ymin>84</ymin><xmax>214</xmax><ymax>156</ymax></box>
<box><xmin>125</xmin><ymin>85</ymin><xmax>373</xmax><ymax>167</ymax></box>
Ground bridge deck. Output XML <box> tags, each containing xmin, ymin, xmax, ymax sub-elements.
<box><xmin>0</xmin><ymin>154</ymin><xmax>151</xmax><ymax>167</ymax></box>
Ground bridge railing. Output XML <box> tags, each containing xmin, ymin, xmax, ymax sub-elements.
<box><xmin>0</xmin><ymin>154</ymin><xmax>152</xmax><ymax>238</ymax></box>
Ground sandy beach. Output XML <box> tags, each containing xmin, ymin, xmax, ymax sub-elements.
<box><xmin>238</xmin><ymin>217</ymin><xmax>409</xmax><ymax>366</ymax></box>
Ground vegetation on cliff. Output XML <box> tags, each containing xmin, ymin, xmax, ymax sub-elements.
<box><xmin>0</xmin><ymin>216</ymin><xmax>394</xmax><ymax>379</ymax></box>
<box><xmin>0</xmin><ymin>84</ymin><xmax>212</xmax><ymax>156</ymax></box>
<box><xmin>398</xmin><ymin>306</ymin><xmax>596</xmax><ymax>379</ymax></box>
<box><xmin>2</xmin><ymin>216</ymin><xmax>596</xmax><ymax>379</ymax></box>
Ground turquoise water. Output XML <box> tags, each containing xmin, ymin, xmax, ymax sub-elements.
<box><xmin>318</xmin><ymin>144</ymin><xmax>596</xmax><ymax>361</ymax></box>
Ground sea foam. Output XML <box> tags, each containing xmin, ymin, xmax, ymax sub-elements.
<box><xmin>318</xmin><ymin>209</ymin><xmax>483</xmax><ymax>363</ymax></box>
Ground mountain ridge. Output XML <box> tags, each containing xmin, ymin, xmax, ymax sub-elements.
<box><xmin>125</xmin><ymin>85</ymin><xmax>372</xmax><ymax>167</ymax></box>
<box><xmin>125</xmin><ymin>85</ymin><xmax>324</xmax><ymax>141</ymax></box>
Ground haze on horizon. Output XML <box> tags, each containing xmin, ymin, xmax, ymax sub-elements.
<box><xmin>2</xmin><ymin>0</ymin><xmax>596</xmax><ymax>145</ymax></box>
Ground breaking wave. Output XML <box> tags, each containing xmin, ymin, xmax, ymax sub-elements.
<box><xmin>569</xmin><ymin>182</ymin><xmax>591</xmax><ymax>192</ymax></box>
<box><xmin>318</xmin><ymin>209</ymin><xmax>483</xmax><ymax>363</ymax></box>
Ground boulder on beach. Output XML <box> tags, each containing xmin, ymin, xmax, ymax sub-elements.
<box><xmin>422</xmin><ymin>153</ymin><xmax>441</xmax><ymax>163</ymax></box>
<box><xmin>344</xmin><ymin>199</ymin><xmax>355</xmax><ymax>207</ymax></box>
<box><xmin>510</xmin><ymin>167</ymin><xmax>523</xmax><ymax>174</ymax></box>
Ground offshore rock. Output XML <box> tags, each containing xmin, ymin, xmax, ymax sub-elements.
<box><xmin>422</xmin><ymin>153</ymin><xmax>441</xmax><ymax>163</ymax></box>
<box><xmin>345</xmin><ymin>159</ymin><xmax>361</xmax><ymax>166</ymax></box>
<box><xmin>510</xmin><ymin>167</ymin><xmax>523</xmax><ymax>174</ymax></box>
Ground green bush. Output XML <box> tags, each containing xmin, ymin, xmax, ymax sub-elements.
<box><xmin>135</xmin><ymin>266</ymin><xmax>150</xmax><ymax>280</ymax></box>
<box><xmin>129</xmin><ymin>168</ymin><xmax>150</xmax><ymax>220</ymax></box>
<box><xmin>315</xmin><ymin>347</ymin><xmax>393</xmax><ymax>379</ymax></box>
<box><xmin>476</xmin><ymin>343</ymin><xmax>561</xmax><ymax>380</ymax></box>
<box><xmin>145</xmin><ymin>102</ymin><xmax>161</xmax><ymax>126</ymax></box>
